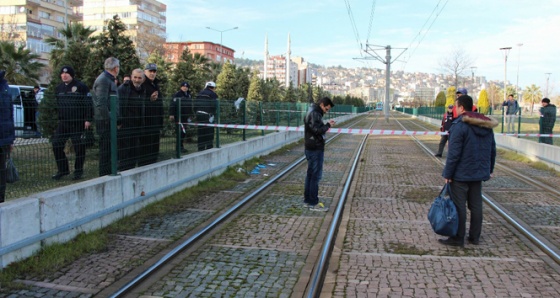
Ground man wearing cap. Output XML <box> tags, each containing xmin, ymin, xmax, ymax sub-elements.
<box><xmin>169</xmin><ymin>81</ymin><xmax>193</xmax><ymax>153</ymax></box>
<box><xmin>435</xmin><ymin>104</ymin><xmax>455</xmax><ymax>157</ymax></box>
<box><xmin>502</xmin><ymin>94</ymin><xmax>519</xmax><ymax>134</ymax></box>
<box><xmin>195</xmin><ymin>81</ymin><xmax>218</xmax><ymax>151</ymax></box>
<box><xmin>453</xmin><ymin>88</ymin><xmax>477</xmax><ymax>118</ymax></box>
<box><xmin>51</xmin><ymin>65</ymin><xmax>92</xmax><ymax>180</ymax></box>
<box><xmin>539</xmin><ymin>98</ymin><xmax>556</xmax><ymax>145</ymax></box>
<box><xmin>92</xmin><ymin>57</ymin><xmax>120</xmax><ymax>176</ymax></box>
<box><xmin>139</xmin><ymin>63</ymin><xmax>164</xmax><ymax>165</ymax></box>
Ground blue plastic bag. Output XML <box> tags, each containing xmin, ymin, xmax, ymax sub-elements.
<box><xmin>427</xmin><ymin>183</ymin><xmax>458</xmax><ymax>236</ymax></box>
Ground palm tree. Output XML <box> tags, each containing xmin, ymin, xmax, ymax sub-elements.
<box><xmin>45</xmin><ymin>23</ymin><xmax>95</xmax><ymax>80</ymax></box>
<box><xmin>522</xmin><ymin>84</ymin><xmax>542</xmax><ymax>116</ymax></box>
<box><xmin>0</xmin><ymin>41</ymin><xmax>43</xmax><ymax>85</ymax></box>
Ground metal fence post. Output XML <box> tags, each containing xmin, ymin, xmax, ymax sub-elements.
<box><xmin>517</xmin><ymin>109</ymin><xmax>522</xmax><ymax>137</ymax></box>
<box><xmin>110</xmin><ymin>94</ymin><xmax>118</xmax><ymax>175</ymax></box>
<box><xmin>259</xmin><ymin>102</ymin><xmax>264</xmax><ymax>136</ymax></box>
<box><xmin>175</xmin><ymin>98</ymin><xmax>181</xmax><ymax>158</ymax></box>
<box><xmin>215</xmin><ymin>100</ymin><xmax>220</xmax><ymax>148</ymax></box>
<box><xmin>501</xmin><ymin>109</ymin><xmax>505</xmax><ymax>134</ymax></box>
<box><xmin>242</xmin><ymin>100</ymin><xmax>246</xmax><ymax>141</ymax></box>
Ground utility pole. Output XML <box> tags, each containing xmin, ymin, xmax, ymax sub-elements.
<box><xmin>355</xmin><ymin>44</ymin><xmax>407</xmax><ymax>121</ymax></box>
<box><xmin>516</xmin><ymin>43</ymin><xmax>523</xmax><ymax>101</ymax></box>
<box><xmin>545</xmin><ymin>73</ymin><xmax>551</xmax><ymax>97</ymax></box>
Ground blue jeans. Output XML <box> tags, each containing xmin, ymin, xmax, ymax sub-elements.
<box><xmin>304</xmin><ymin>149</ymin><xmax>324</xmax><ymax>205</ymax></box>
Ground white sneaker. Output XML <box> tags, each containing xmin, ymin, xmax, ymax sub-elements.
<box><xmin>309</xmin><ymin>204</ymin><xmax>328</xmax><ymax>212</ymax></box>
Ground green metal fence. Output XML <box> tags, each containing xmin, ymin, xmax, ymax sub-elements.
<box><xmin>5</xmin><ymin>94</ymin><xmax>365</xmax><ymax>201</ymax></box>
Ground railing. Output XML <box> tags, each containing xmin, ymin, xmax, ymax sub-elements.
<box><xmin>4</xmin><ymin>94</ymin><xmax>366</xmax><ymax>200</ymax></box>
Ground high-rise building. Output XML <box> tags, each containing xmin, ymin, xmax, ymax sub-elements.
<box><xmin>0</xmin><ymin>0</ymin><xmax>84</xmax><ymax>60</ymax></box>
<box><xmin>82</xmin><ymin>0</ymin><xmax>166</xmax><ymax>60</ymax></box>
<box><xmin>262</xmin><ymin>34</ymin><xmax>307</xmax><ymax>88</ymax></box>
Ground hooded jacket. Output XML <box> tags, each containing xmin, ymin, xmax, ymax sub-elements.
<box><xmin>0</xmin><ymin>71</ymin><xmax>15</xmax><ymax>147</ymax></box>
<box><xmin>443</xmin><ymin>111</ymin><xmax>499</xmax><ymax>182</ymax></box>
<box><xmin>539</xmin><ymin>104</ymin><xmax>557</xmax><ymax>132</ymax></box>
<box><xmin>304</xmin><ymin>103</ymin><xmax>331</xmax><ymax>151</ymax></box>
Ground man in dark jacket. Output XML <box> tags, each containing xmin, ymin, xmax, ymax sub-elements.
<box><xmin>139</xmin><ymin>63</ymin><xmax>164</xmax><ymax>165</ymax></box>
<box><xmin>195</xmin><ymin>81</ymin><xmax>218</xmax><ymax>151</ymax></box>
<box><xmin>92</xmin><ymin>57</ymin><xmax>120</xmax><ymax>176</ymax></box>
<box><xmin>440</xmin><ymin>95</ymin><xmax>498</xmax><ymax>247</ymax></box>
<box><xmin>117</xmin><ymin>69</ymin><xmax>146</xmax><ymax>170</ymax></box>
<box><xmin>539</xmin><ymin>98</ymin><xmax>556</xmax><ymax>145</ymax></box>
<box><xmin>303</xmin><ymin>97</ymin><xmax>335</xmax><ymax>212</ymax></box>
<box><xmin>0</xmin><ymin>70</ymin><xmax>15</xmax><ymax>203</ymax></box>
<box><xmin>169</xmin><ymin>81</ymin><xmax>193</xmax><ymax>153</ymax></box>
<box><xmin>51</xmin><ymin>66</ymin><xmax>92</xmax><ymax>180</ymax></box>
<box><xmin>434</xmin><ymin>104</ymin><xmax>454</xmax><ymax>157</ymax></box>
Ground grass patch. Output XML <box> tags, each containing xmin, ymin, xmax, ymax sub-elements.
<box><xmin>0</xmin><ymin>231</ymin><xmax>108</xmax><ymax>290</ymax></box>
<box><xmin>402</xmin><ymin>187</ymin><xmax>437</xmax><ymax>204</ymax></box>
<box><xmin>386</xmin><ymin>242</ymin><xmax>433</xmax><ymax>255</ymax></box>
<box><xmin>498</xmin><ymin>148</ymin><xmax>560</xmax><ymax>176</ymax></box>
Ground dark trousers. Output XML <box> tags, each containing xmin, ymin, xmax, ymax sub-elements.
<box><xmin>52</xmin><ymin>123</ymin><xmax>86</xmax><ymax>174</ymax></box>
<box><xmin>539</xmin><ymin>126</ymin><xmax>554</xmax><ymax>145</ymax></box>
<box><xmin>137</xmin><ymin>130</ymin><xmax>160</xmax><ymax>166</ymax></box>
<box><xmin>436</xmin><ymin>134</ymin><xmax>449</xmax><ymax>155</ymax></box>
<box><xmin>118</xmin><ymin>130</ymin><xmax>140</xmax><ymax>171</ymax></box>
<box><xmin>450</xmin><ymin>180</ymin><xmax>483</xmax><ymax>241</ymax></box>
<box><xmin>197</xmin><ymin>125</ymin><xmax>214</xmax><ymax>151</ymax></box>
<box><xmin>0</xmin><ymin>145</ymin><xmax>7</xmax><ymax>203</ymax></box>
<box><xmin>304</xmin><ymin>149</ymin><xmax>325</xmax><ymax>206</ymax></box>
<box><xmin>96</xmin><ymin>121</ymin><xmax>111</xmax><ymax>176</ymax></box>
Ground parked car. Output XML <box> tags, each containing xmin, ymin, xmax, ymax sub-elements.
<box><xmin>8</xmin><ymin>85</ymin><xmax>41</xmax><ymax>138</ymax></box>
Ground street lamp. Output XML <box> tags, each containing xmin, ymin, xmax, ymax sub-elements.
<box><xmin>500</xmin><ymin>47</ymin><xmax>512</xmax><ymax>104</ymax></box>
<box><xmin>545</xmin><ymin>72</ymin><xmax>551</xmax><ymax>97</ymax></box>
<box><xmin>205</xmin><ymin>26</ymin><xmax>238</xmax><ymax>62</ymax></box>
<box><xmin>516</xmin><ymin>43</ymin><xmax>523</xmax><ymax>101</ymax></box>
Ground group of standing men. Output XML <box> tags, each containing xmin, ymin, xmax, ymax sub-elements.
<box><xmin>50</xmin><ymin>57</ymin><xmax>219</xmax><ymax>181</ymax></box>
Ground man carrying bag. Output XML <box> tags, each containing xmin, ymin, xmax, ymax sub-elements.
<box><xmin>439</xmin><ymin>95</ymin><xmax>498</xmax><ymax>247</ymax></box>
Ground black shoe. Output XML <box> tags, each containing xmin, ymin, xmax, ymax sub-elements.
<box><xmin>434</xmin><ymin>154</ymin><xmax>442</xmax><ymax>157</ymax></box>
<box><xmin>438</xmin><ymin>237</ymin><xmax>464</xmax><ymax>247</ymax></box>
<box><xmin>52</xmin><ymin>172</ymin><xmax>69</xmax><ymax>180</ymax></box>
<box><xmin>72</xmin><ymin>171</ymin><xmax>83</xmax><ymax>180</ymax></box>
<box><xmin>467</xmin><ymin>237</ymin><xmax>479</xmax><ymax>245</ymax></box>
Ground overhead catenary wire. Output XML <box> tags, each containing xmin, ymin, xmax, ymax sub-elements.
<box><xmin>400</xmin><ymin>0</ymin><xmax>449</xmax><ymax>70</ymax></box>
<box><xmin>343</xmin><ymin>0</ymin><xmax>363</xmax><ymax>58</ymax></box>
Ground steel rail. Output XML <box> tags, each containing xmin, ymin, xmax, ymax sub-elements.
<box><xmin>394</xmin><ymin>115</ymin><xmax>560</xmax><ymax>265</ymax></box>
<box><xmin>109</xmin><ymin>116</ymin><xmax>369</xmax><ymax>297</ymax></box>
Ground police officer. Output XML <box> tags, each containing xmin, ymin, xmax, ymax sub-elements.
<box><xmin>169</xmin><ymin>82</ymin><xmax>193</xmax><ymax>153</ymax></box>
<box><xmin>139</xmin><ymin>63</ymin><xmax>164</xmax><ymax>165</ymax></box>
<box><xmin>195</xmin><ymin>81</ymin><xmax>218</xmax><ymax>151</ymax></box>
<box><xmin>52</xmin><ymin>66</ymin><xmax>92</xmax><ymax>180</ymax></box>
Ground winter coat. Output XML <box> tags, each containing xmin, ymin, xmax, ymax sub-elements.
<box><xmin>0</xmin><ymin>71</ymin><xmax>15</xmax><ymax>147</ymax></box>
<box><xmin>304</xmin><ymin>103</ymin><xmax>331</xmax><ymax>151</ymax></box>
<box><xmin>194</xmin><ymin>88</ymin><xmax>217</xmax><ymax>122</ymax></box>
<box><xmin>440</xmin><ymin>111</ymin><xmax>454</xmax><ymax>132</ymax></box>
<box><xmin>169</xmin><ymin>90</ymin><xmax>194</xmax><ymax>120</ymax></box>
<box><xmin>502</xmin><ymin>99</ymin><xmax>519</xmax><ymax>115</ymax></box>
<box><xmin>92</xmin><ymin>71</ymin><xmax>119</xmax><ymax>122</ymax></box>
<box><xmin>54</xmin><ymin>79</ymin><xmax>92</xmax><ymax>127</ymax></box>
<box><xmin>539</xmin><ymin>104</ymin><xmax>557</xmax><ymax>132</ymax></box>
<box><xmin>443</xmin><ymin>111</ymin><xmax>499</xmax><ymax>182</ymax></box>
<box><xmin>117</xmin><ymin>81</ymin><xmax>147</xmax><ymax>131</ymax></box>
<box><xmin>141</xmin><ymin>77</ymin><xmax>164</xmax><ymax>130</ymax></box>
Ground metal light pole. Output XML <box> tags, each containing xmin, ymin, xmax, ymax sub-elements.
<box><xmin>500</xmin><ymin>47</ymin><xmax>512</xmax><ymax>103</ymax></box>
<box><xmin>470</xmin><ymin>66</ymin><xmax>477</xmax><ymax>101</ymax></box>
<box><xmin>206</xmin><ymin>26</ymin><xmax>238</xmax><ymax>63</ymax></box>
<box><xmin>516</xmin><ymin>43</ymin><xmax>523</xmax><ymax>101</ymax></box>
<box><xmin>545</xmin><ymin>73</ymin><xmax>551</xmax><ymax>97</ymax></box>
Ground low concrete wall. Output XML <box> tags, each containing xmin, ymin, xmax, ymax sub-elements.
<box><xmin>0</xmin><ymin>113</ymin><xmax>359</xmax><ymax>268</ymax></box>
<box><xmin>416</xmin><ymin>115</ymin><xmax>560</xmax><ymax>171</ymax></box>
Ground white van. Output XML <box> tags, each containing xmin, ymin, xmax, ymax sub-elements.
<box><xmin>8</xmin><ymin>85</ymin><xmax>40</xmax><ymax>138</ymax></box>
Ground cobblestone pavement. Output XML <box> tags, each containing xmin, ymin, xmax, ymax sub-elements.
<box><xmin>325</xmin><ymin>116</ymin><xmax>560</xmax><ymax>297</ymax></box>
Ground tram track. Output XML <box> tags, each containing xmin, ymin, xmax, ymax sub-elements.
<box><xmin>99</xmin><ymin>114</ymin><xmax>379</xmax><ymax>297</ymax></box>
<box><xmin>393</xmin><ymin>113</ymin><xmax>560</xmax><ymax>265</ymax></box>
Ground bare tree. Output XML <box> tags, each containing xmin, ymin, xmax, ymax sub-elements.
<box><xmin>439</xmin><ymin>48</ymin><xmax>475</xmax><ymax>88</ymax></box>
<box><xmin>0</xmin><ymin>14</ymin><xmax>23</xmax><ymax>42</ymax></box>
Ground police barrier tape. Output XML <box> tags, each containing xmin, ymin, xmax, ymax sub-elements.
<box><xmin>182</xmin><ymin>122</ymin><xmax>560</xmax><ymax>138</ymax></box>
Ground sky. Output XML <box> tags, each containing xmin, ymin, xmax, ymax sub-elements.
<box><xmin>163</xmin><ymin>0</ymin><xmax>560</xmax><ymax>94</ymax></box>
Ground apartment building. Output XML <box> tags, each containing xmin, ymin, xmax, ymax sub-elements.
<box><xmin>82</xmin><ymin>0</ymin><xmax>166</xmax><ymax>60</ymax></box>
<box><xmin>163</xmin><ymin>41</ymin><xmax>235</xmax><ymax>64</ymax></box>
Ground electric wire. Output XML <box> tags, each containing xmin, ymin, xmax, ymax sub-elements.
<box><xmin>400</xmin><ymin>0</ymin><xmax>449</xmax><ymax>70</ymax></box>
<box><xmin>343</xmin><ymin>0</ymin><xmax>363</xmax><ymax>58</ymax></box>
